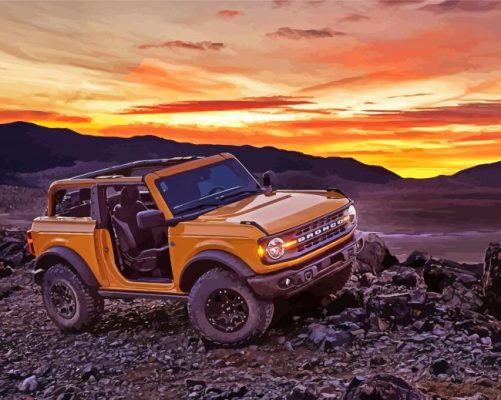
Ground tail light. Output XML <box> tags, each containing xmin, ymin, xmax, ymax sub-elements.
<box><xmin>26</xmin><ymin>231</ymin><xmax>35</xmax><ymax>256</ymax></box>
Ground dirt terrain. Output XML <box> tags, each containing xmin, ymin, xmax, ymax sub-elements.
<box><xmin>0</xmin><ymin>231</ymin><xmax>499</xmax><ymax>399</ymax></box>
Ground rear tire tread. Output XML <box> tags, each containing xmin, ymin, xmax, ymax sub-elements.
<box><xmin>42</xmin><ymin>263</ymin><xmax>102</xmax><ymax>332</ymax></box>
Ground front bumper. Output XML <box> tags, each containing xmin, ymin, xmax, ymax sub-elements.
<box><xmin>247</xmin><ymin>231</ymin><xmax>364</xmax><ymax>299</ymax></box>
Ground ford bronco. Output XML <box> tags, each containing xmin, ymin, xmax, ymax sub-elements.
<box><xmin>28</xmin><ymin>153</ymin><xmax>363</xmax><ymax>345</ymax></box>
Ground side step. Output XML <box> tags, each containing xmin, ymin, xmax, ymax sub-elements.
<box><xmin>98</xmin><ymin>290</ymin><xmax>188</xmax><ymax>302</ymax></box>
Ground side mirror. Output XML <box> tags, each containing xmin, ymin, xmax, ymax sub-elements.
<box><xmin>137</xmin><ymin>209</ymin><xmax>165</xmax><ymax>230</ymax></box>
<box><xmin>262</xmin><ymin>170</ymin><xmax>275</xmax><ymax>192</ymax></box>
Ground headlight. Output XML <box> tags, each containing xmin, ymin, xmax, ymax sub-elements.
<box><xmin>347</xmin><ymin>205</ymin><xmax>357</xmax><ymax>223</ymax></box>
<box><xmin>266</xmin><ymin>237</ymin><xmax>285</xmax><ymax>260</ymax></box>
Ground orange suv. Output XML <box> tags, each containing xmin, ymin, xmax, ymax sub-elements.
<box><xmin>28</xmin><ymin>153</ymin><xmax>363</xmax><ymax>345</ymax></box>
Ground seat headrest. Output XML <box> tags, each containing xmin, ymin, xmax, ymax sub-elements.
<box><xmin>79</xmin><ymin>188</ymin><xmax>91</xmax><ymax>202</ymax></box>
<box><xmin>120</xmin><ymin>186</ymin><xmax>140</xmax><ymax>207</ymax></box>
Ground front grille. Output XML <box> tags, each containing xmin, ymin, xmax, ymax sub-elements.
<box><xmin>293</xmin><ymin>209</ymin><xmax>350</xmax><ymax>255</ymax></box>
<box><xmin>297</xmin><ymin>225</ymin><xmax>348</xmax><ymax>252</ymax></box>
<box><xmin>294</xmin><ymin>210</ymin><xmax>344</xmax><ymax>236</ymax></box>
<box><xmin>259</xmin><ymin>205</ymin><xmax>354</xmax><ymax>264</ymax></box>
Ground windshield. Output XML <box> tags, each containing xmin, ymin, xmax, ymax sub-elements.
<box><xmin>156</xmin><ymin>158</ymin><xmax>262</xmax><ymax>216</ymax></box>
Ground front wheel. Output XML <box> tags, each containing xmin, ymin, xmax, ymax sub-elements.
<box><xmin>188</xmin><ymin>268</ymin><xmax>274</xmax><ymax>346</ymax></box>
<box><xmin>41</xmin><ymin>264</ymin><xmax>102</xmax><ymax>332</ymax></box>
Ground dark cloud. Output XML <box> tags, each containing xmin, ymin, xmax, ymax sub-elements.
<box><xmin>380</xmin><ymin>0</ymin><xmax>426</xmax><ymax>5</ymax></box>
<box><xmin>420</xmin><ymin>0</ymin><xmax>501</xmax><ymax>13</ymax></box>
<box><xmin>217</xmin><ymin>9</ymin><xmax>243</xmax><ymax>18</ymax></box>
<box><xmin>138</xmin><ymin>41</ymin><xmax>225</xmax><ymax>51</ymax></box>
<box><xmin>388</xmin><ymin>92</ymin><xmax>433</xmax><ymax>99</ymax></box>
<box><xmin>119</xmin><ymin>96</ymin><xmax>314</xmax><ymax>114</ymax></box>
<box><xmin>364</xmin><ymin>101</ymin><xmax>501</xmax><ymax>126</ymax></box>
<box><xmin>339</xmin><ymin>14</ymin><xmax>370</xmax><ymax>22</ymax></box>
<box><xmin>267</xmin><ymin>27</ymin><xmax>345</xmax><ymax>40</ymax></box>
<box><xmin>273</xmin><ymin>0</ymin><xmax>327</xmax><ymax>6</ymax></box>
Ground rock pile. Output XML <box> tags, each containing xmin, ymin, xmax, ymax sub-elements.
<box><xmin>483</xmin><ymin>242</ymin><xmax>501</xmax><ymax>319</ymax></box>
<box><xmin>0</xmin><ymin>229</ymin><xmax>33</xmax><ymax>268</ymax></box>
<box><xmin>341</xmin><ymin>374</ymin><xmax>427</xmax><ymax>400</ymax></box>
<box><xmin>0</xmin><ymin>231</ymin><xmax>499</xmax><ymax>399</ymax></box>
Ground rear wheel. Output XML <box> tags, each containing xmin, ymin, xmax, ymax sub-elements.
<box><xmin>188</xmin><ymin>268</ymin><xmax>274</xmax><ymax>346</ymax></box>
<box><xmin>41</xmin><ymin>264</ymin><xmax>102</xmax><ymax>331</ymax></box>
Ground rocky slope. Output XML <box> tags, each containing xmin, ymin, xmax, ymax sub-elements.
<box><xmin>0</xmin><ymin>231</ymin><xmax>499</xmax><ymax>399</ymax></box>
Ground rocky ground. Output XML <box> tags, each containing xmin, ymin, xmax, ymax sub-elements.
<box><xmin>0</xmin><ymin>230</ymin><xmax>499</xmax><ymax>400</ymax></box>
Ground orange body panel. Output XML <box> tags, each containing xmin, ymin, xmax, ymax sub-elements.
<box><xmin>31</xmin><ymin>217</ymin><xmax>109</xmax><ymax>286</ymax></box>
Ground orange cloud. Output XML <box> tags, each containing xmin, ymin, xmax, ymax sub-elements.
<box><xmin>217</xmin><ymin>9</ymin><xmax>243</xmax><ymax>18</ymax></box>
<box><xmin>119</xmin><ymin>96</ymin><xmax>314</xmax><ymax>114</ymax></box>
<box><xmin>339</xmin><ymin>24</ymin><xmax>488</xmax><ymax>74</ymax></box>
<box><xmin>0</xmin><ymin>110</ymin><xmax>91</xmax><ymax>123</ymax></box>
<box><xmin>126</xmin><ymin>62</ymin><xmax>236</xmax><ymax>94</ymax></box>
<box><xmin>298</xmin><ymin>23</ymin><xmax>493</xmax><ymax>93</ymax></box>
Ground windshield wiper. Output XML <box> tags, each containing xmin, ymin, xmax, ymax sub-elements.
<box><xmin>176</xmin><ymin>201</ymin><xmax>221</xmax><ymax>215</ymax></box>
<box><xmin>220</xmin><ymin>189</ymin><xmax>262</xmax><ymax>203</ymax></box>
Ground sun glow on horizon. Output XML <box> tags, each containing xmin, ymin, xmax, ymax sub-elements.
<box><xmin>1</xmin><ymin>1</ymin><xmax>501</xmax><ymax>178</ymax></box>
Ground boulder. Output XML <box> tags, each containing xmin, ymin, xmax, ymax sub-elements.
<box><xmin>0</xmin><ymin>262</ymin><xmax>13</xmax><ymax>279</ymax></box>
<box><xmin>306</xmin><ymin>323</ymin><xmax>351</xmax><ymax>351</ymax></box>
<box><xmin>482</xmin><ymin>242</ymin><xmax>501</xmax><ymax>319</ymax></box>
<box><xmin>19</xmin><ymin>375</ymin><xmax>38</xmax><ymax>393</ymax></box>
<box><xmin>341</xmin><ymin>374</ymin><xmax>426</xmax><ymax>400</ymax></box>
<box><xmin>392</xmin><ymin>267</ymin><xmax>421</xmax><ymax>288</ymax></box>
<box><xmin>287</xmin><ymin>384</ymin><xmax>317</xmax><ymax>400</ymax></box>
<box><xmin>429</xmin><ymin>359</ymin><xmax>451</xmax><ymax>375</ymax></box>
<box><xmin>0</xmin><ymin>232</ymin><xmax>33</xmax><ymax>268</ymax></box>
<box><xmin>423</xmin><ymin>258</ymin><xmax>481</xmax><ymax>292</ymax></box>
<box><xmin>366</xmin><ymin>293</ymin><xmax>413</xmax><ymax>325</ymax></box>
<box><xmin>405</xmin><ymin>250</ymin><xmax>431</xmax><ymax>268</ymax></box>
<box><xmin>355</xmin><ymin>233</ymin><xmax>398</xmax><ymax>274</ymax></box>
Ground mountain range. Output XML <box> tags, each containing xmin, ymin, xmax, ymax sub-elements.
<box><xmin>2</xmin><ymin>121</ymin><xmax>500</xmax><ymax>189</ymax></box>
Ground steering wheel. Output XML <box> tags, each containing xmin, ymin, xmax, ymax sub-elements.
<box><xmin>208</xmin><ymin>186</ymin><xmax>225</xmax><ymax>196</ymax></box>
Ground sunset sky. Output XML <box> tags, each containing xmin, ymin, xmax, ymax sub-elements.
<box><xmin>1</xmin><ymin>0</ymin><xmax>501</xmax><ymax>178</ymax></box>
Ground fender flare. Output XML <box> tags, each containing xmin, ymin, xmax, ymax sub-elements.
<box><xmin>179</xmin><ymin>250</ymin><xmax>255</xmax><ymax>292</ymax></box>
<box><xmin>34</xmin><ymin>246</ymin><xmax>99</xmax><ymax>289</ymax></box>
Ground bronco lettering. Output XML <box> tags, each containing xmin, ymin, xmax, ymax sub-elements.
<box><xmin>297</xmin><ymin>219</ymin><xmax>344</xmax><ymax>243</ymax></box>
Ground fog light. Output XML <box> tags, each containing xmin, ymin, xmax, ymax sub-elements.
<box><xmin>279</xmin><ymin>277</ymin><xmax>294</xmax><ymax>288</ymax></box>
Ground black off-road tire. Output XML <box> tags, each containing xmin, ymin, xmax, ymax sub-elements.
<box><xmin>41</xmin><ymin>263</ymin><xmax>102</xmax><ymax>332</ymax></box>
<box><xmin>188</xmin><ymin>268</ymin><xmax>274</xmax><ymax>346</ymax></box>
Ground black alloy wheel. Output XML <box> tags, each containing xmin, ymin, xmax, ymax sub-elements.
<box><xmin>205</xmin><ymin>288</ymin><xmax>249</xmax><ymax>333</ymax></box>
<box><xmin>188</xmin><ymin>268</ymin><xmax>274</xmax><ymax>346</ymax></box>
<box><xmin>41</xmin><ymin>263</ymin><xmax>103</xmax><ymax>331</ymax></box>
<box><xmin>50</xmin><ymin>281</ymin><xmax>77</xmax><ymax>319</ymax></box>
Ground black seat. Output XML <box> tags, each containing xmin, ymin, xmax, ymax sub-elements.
<box><xmin>111</xmin><ymin>186</ymin><xmax>168</xmax><ymax>273</ymax></box>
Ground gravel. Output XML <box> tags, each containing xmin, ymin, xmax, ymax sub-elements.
<box><xmin>0</xmin><ymin>231</ymin><xmax>499</xmax><ymax>399</ymax></box>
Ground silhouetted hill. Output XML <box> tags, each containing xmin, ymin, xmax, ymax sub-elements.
<box><xmin>450</xmin><ymin>161</ymin><xmax>501</xmax><ymax>187</ymax></box>
<box><xmin>2</xmin><ymin>121</ymin><xmax>400</xmax><ymax>187</ymax></box>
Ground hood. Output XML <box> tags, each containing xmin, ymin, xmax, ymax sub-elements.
<box><xmin>197</xmin><ymin>191</ymin><xmax>350</xmax><ymax>235</ymax></box>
